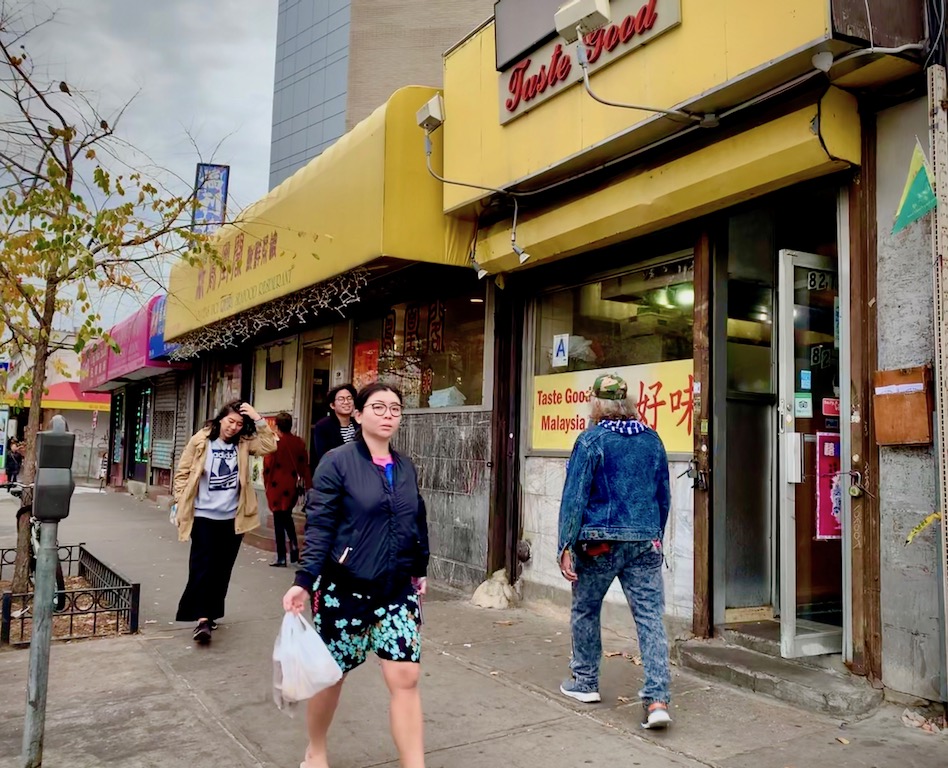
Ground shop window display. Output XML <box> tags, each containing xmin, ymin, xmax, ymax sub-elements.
<box><xmin>533</xmin><ymin>253</ymin><xmax>694</xmax><ymax>453</ymax></box>
<box><xmin>353</xmin><ymin>290</ymin><xmax>486</xmax><ymax>409</ymax></box>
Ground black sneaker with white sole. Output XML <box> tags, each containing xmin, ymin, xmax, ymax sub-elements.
<box><xmin>193</xmin><ymin>620</ymin><xmax>212</xmax><ymax>645</ymax></box>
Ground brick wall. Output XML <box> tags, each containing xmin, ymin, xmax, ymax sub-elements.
<box><xmin>347</xmin><ymin>0</ymin><xmax>494</xmax><ymax>130</ymax></box>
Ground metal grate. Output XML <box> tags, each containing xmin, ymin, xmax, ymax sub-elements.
<box><xmin>153</xmin><ymin>410</ymin><xmax>175</xmax><ymax>441</ymax></box>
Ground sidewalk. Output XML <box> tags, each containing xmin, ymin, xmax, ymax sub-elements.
<box><xmin>0</xmin><ymin>491</ymin><xmax>943</xmax><ymax>767</ymax></box>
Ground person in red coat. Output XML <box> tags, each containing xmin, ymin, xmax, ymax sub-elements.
<box><xmin>263</xmin><ymin>412</ymin><xmax>312</xmax><ymax>567</ymax></box>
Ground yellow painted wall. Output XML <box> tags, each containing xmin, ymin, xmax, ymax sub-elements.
<box><xmin>443</xmin><ymin>0</ymin><xmax>831</xmax><ymax>209</ymax></box>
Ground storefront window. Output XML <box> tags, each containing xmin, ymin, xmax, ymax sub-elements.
<box><xmin>212</xmin><ymin>363</ymin><xmax>242</xmax><ymax>412</ymax></box>
<box><xmin>353</xmin><ymin>289</ymin><xmax>486</xmax><ymax>409</ymax></box>
<box><xmin>533</xmin><ymin>252</ymin><xmax>694</xmax><ymax>453</ymax></box>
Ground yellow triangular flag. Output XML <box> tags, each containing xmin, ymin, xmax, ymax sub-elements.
<box><xmin>893</xmin><ymin>139</ymin><xmax>937</xmax><ymax>234</ymax></box>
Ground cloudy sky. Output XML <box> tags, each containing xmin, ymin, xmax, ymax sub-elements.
<box><xmin>24</xmin><ymin>0</ymin><xmax>279</xmax><ymax>325</ymax></box>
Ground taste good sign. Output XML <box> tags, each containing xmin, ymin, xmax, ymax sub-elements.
<box><xmin>499</xmin><ymin>0</ymin><xmax>681</xmax><ymax>124</ymax></box>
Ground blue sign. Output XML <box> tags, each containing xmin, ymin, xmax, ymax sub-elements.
<box><xmin>148</xmin><ymin>295</ymin><xmax>179</xmax><ymax>360</ymax></box>
<box><xmin>192</xmin><ymin>163</ymin><xmax>230</xmax><ymax>234</ymax></box>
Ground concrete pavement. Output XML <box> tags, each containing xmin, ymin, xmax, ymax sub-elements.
<box><xmin>0</xmin><ymin>490</ymin><xmax>943</xmax><ymax>767</ymax></box>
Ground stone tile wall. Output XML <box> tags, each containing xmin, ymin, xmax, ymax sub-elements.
<box><xmin>399</xmin><ymin>410</ymin><xmax>492</xmax><ymax>587</ymax></box>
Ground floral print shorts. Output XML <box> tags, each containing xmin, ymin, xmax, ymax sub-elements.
<box><xmin>312</xmin><ymin>578</ymin><xmax>421</xmax><ymax>673</ymax></box>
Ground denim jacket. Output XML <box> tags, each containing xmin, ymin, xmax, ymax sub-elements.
<box><xmin>557</xmin><ymin>421</ymin><xmax>671</xmax><ymax>554</ymax></box>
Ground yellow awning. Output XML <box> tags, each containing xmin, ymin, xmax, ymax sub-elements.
<box><xmin>166</xmin><ymin>86</ymin><xmax>463</xmax><ymax>340</ymax></box>
<box><xmin>473</xmin><ymin>87</ymin><xmax>861</xmax><ymax>274</ymax></box>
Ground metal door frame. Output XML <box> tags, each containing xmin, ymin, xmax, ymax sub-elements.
<box><xmin>776</xmin><ymin>244</ymin><xmax>849</xmax><ymax>658</ymax></box>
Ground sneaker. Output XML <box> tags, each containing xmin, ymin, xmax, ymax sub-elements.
<box><xmin>269</xmin><ymin>559</ymin><xmax>287</xmax><ymax>568</ymax></box>
<box><xmin>193</xmin><ymin>620</ymin><xmax>212</xmax><ymax>645</ymax></box>
<box><xmin>559</xmin><ymin>679</ymin><xmax>601</xmax><ymax>704</ymax></box>
<box><xmin>641</xmin><ymin>701</ymin><xmax>672</xmax><ymax>729</ymax></box>
<box><xmin>209</xmin><ymin>620</ymin><xmax>219</xmax><ymax>631</ymax></box>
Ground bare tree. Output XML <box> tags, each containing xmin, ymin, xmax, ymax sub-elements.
<box><xmin>0</xmin><ymin>2</ymin><xmax>213</xmax><ymax>592</ymax></box>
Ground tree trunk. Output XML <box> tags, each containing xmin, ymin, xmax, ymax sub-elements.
<box><xmin>10</xmin><ymin>283</ymin><xmax>57</xmax><ymax>594</ymax></box>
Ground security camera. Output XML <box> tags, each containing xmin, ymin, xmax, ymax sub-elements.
<box><xmin>555</xmin><ymin>0</ymin><xmax>611</xmax><ymax>44</ymax></box>
<box><xmin>416</xmin><ymin>94</ymin><xmax>445</xmax><ymax>133</ymax></box>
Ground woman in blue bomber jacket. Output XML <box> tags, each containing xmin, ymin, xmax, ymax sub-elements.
<box><xmin>283</xmin><ymin>382</ymin><xmax>429</xmax><ymax>768</ymax></box>
<box><xmin>557</xmin><ymin>373</ymin><xmax>674</xmax><ymax>730</ymax></box>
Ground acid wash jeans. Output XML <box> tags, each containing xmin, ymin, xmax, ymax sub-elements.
<box><xmin>569</xmin><ymin>540</ymin><xmax>671</xmax><ymax>704</ymax></box>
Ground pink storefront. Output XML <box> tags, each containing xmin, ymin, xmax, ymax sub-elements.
<box><xmin>81</xmin><ymin>296</ymin><xmax>188</xmax><ymax>489</ymax></box>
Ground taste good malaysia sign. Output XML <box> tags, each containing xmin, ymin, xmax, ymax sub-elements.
<box><xmin>532</xmin><ymin>358</ymin><xmax>694</xmax><ymax>453</ymax></box>
<box><xmin>499</xmin><ymin>0</ymin><xmax>681</xmax><ymax>124</ymax></box>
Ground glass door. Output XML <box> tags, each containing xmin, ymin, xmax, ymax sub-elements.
<box><xmin>777</xmin><ymin>250</ymin><xmax>844</xmax><ymax>658</ymax></box>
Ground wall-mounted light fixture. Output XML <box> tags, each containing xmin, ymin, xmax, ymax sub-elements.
<box><xmin>555</xmin><ymin>0</ymin><xmax>718</xmax><ymax>127</ymax></box>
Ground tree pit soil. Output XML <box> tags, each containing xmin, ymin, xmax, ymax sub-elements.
<box><xmin>0</xmin><ymin>575</ymin><xmax>132</xmax><ymax>647</ymax></box>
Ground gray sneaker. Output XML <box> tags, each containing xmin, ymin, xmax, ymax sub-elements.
<box><xmin>559</xmin><ymin>678</ymin><xmax>601</xmax><ymax>703</ymax></box>
<box><xmin>641</xmin><ymin>701</ymin><xmax>672</xmax><ymax>729</ymax></box>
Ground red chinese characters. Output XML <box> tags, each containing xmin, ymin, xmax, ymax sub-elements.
<box><xmin>670</xmin><ymin>375</ymin><xmax>694</xmax><ymax>434</ymax></box>
<box><xmin>428</xmin><ymin>300</ymin><xmax>446</xmax><ymax>353</ymax></box>
<box><xmin>636</xmin><ymin>380</ymin><xmax>667</xmax><ymax>430</ymax></box>
<box><xmin>233</xmin><ymin>234</ymin><xmax>244</xmax><ymax>279</ymax></box>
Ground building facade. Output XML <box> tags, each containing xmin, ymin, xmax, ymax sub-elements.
<box><xmin>270</xmin><ymin>0</ymin><xmax>494</xmax><ymax>188</ymax></box>
<box><xmin>166</xmin><ymin>0</ymin><xmax>947</xmax><ymax>706</ymax></box>
<box><xmin>4</xmin><ymin>332</ymin><xmax>111</xmax><ymax>483</ymax></box>
<box><xmin>81</xmin><ymin>296</ymin><xmax>193</xmax><ymax>497</ymax></box>
<box><xmin>436</xmin><ymin>0</ymin><xmax>944</xmax><ymax>704</ymax></box>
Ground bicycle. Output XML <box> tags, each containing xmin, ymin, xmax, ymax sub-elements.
<box><xmin>3</xmin><ymin>481</ymin><xmax>66</xmax><ymax>611</ymax></box>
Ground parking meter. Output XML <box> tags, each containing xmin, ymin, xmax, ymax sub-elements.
<box><xmin>33</xmin><ymin>415</ymin><xmax>76</xmax><ymax>521</ymax></box>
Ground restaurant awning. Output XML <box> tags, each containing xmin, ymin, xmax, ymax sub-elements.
<box><xmin>165</xmin><ymin>85</ymin><xmax>465</xmax><ymax>341</ymax></box>
<box><xmin>4</xmin><ymin>382</ymin><xmax>110</xmax><ymax>413</ymax></box>
<box><xmin>80</xmin><ymin>295</ymin><xmax>187</xmax><ymax>394</ymax></box>
<box><xmin>472</xmin><ymin>87</ymin><xmax>861</xmax><ymax>274</ymax></box>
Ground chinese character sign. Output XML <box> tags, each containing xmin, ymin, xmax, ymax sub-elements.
<box><xmin>192</xmin><ymin>163</ymin><xmax>230</xmax><ymax>234</ymax></box>
<box><xmin>532</xmin><ymin>359</ymin><xmax>694</xmax><ymax>453</ymax></box>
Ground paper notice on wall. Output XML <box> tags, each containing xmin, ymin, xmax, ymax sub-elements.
<box><xmin>552</xmin><ymin>334</ymin><xmax>569</xmax><ymax>368</ymax></box>
<box><xmin>874</xmin><ymin>382</ymin><xmax>925</xmax><ymax>395</ymax></box>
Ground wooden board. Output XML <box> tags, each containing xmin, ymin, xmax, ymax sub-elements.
<box><xmin>872</xmin><ymin>366</ymin><xmax>933</xmax><ymax>445</ymax></box>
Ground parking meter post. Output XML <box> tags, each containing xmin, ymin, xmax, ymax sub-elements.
<box><xmin>20</xmin><ymin>416</ymin><xmax>75</xmax><ymax>768</ymax></box>
<box><xmin>21</xmin><ymin>521</ymin><xmax>58</xmax><ymax>768</ymax></box>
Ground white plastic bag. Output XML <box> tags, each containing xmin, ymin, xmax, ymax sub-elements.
<box><xmin>272</xmin><ymin>612</ymin><xmax>342</xmax><ymax>711</ymax></box>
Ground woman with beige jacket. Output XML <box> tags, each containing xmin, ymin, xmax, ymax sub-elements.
<box><xmin>173</xmin><ymin>400</ymin><xmax>276</xmax><ymax>645</ymax></box>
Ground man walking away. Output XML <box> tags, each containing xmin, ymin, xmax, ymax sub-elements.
<box><xmin>263</xmin><ymin>412</ymin><xmax>311</xmax><ymax>567</ymax></box>
<box><xmin>557</xmin><ymin>373</ymin><xmax>673</xmax><ymax>730</ymax></box>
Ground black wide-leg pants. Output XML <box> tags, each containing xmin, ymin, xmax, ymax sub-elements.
<box><xmin>176</xmin><ymin>516</ymin><xmax>243</xmax><ymax>622</ymax></box>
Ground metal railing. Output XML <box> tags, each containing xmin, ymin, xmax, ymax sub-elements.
<box><xmin>0</xmin><ymin>543</ymin><xmax>84</xmax><ymax>582</ymax></box>
<box><xmin>1</xmin><ymin>545</ymin><xmax>140</xmax><ymax>646</ymax></box>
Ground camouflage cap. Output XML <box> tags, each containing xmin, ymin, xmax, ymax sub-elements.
<box><xmin>592</xmin><ymin>373</ymin><xmax>628</xmax><ymax>401</ymax></box>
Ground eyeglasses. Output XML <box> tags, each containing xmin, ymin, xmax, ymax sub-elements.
<box><xmin>368</xmin><ymin>402</ymin><xmax>403</xmax><ymax>417</ymax></box>
<box><xmin>334</xmin><ymin>396</ymin><xmax>353</xmax><ymax>404</ymax></box>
